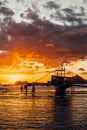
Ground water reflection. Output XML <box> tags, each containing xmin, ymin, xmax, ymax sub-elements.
<box><xmin>70</xmin><ymin>94</ymin><xmax>87</xmax><ymax>126</ymax></box>
<box><xmin>0</xmin><ymin>87</ymin><xmax>87</xmax><ymax>129</ymax></box>
<box><xmin>48</xmin><ymin>96</ymin><xmax>72</xmax><ymax>129</ymax></box>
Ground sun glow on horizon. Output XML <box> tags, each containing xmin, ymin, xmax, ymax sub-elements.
<box><xmin>3</xmin><ymin>74</ymin><xmax>26</xmax><ymax>84</ymax></box>
<box><xmin>0</xmin><ymin>55</ymin><xmax>87</xmax><ymax>84</ymax></box>
<box><xmin>0</xmin><ymin>72</ymin><xmax>51</xmax><ymax>84</ymax></box>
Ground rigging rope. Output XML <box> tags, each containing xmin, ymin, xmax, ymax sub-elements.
<box><xmin>32</xmin><ymin>67</ymin><xmax>78</xmax><ymax>83</ymax></box>
<box><xmin>33</xmin><ymin>69</ymin><xmax>58</xmax><ymax>83</ymax></box>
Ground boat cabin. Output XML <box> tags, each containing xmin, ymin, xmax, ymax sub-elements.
<box><xmin>51</xmin><ymin>75</ymin><xmax>65</xmax><ymax>86</ymax></box>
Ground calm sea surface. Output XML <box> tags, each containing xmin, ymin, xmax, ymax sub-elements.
<box><xmin>0</xmin><ymin>85</ymin><xmax>87</xmax><ymax>130</ymax></box>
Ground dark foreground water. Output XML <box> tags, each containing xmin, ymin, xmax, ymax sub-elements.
<box><xmin>0</xmin><ymin>86</ymin><xmax>87</xmax><ymax>130</ymax></box>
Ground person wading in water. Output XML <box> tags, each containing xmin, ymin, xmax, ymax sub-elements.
<box><xmin>32</xmin><ymin>84</ymin><xmax>35</xmax><ymax>96</ymax></box>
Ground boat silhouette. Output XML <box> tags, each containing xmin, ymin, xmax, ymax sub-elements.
<box><xmin>24</xmin><ymin>66</ymin><xmax>73</xmax><ymax>96</ymax></box>
<box><xmin>47</xmin><ymin>67</ymin><xmax>73</xmax><ymax>96</ymax></box>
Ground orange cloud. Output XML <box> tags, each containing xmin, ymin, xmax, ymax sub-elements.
<box><xmin>46</xmin><ymin>43</ymin><xmax>55</xmax><ymax>47</ymax></box>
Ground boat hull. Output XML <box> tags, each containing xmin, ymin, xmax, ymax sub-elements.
<box><xmin>55</xmin><ymin>80</ymin><xmax>73</xmax><ymax>96</ymax></box>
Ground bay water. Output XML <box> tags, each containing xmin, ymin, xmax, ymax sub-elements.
<box><xmin>0</xmin><ymin>85</ymin><xmax>87</xmax><ymax>130</ymax></box>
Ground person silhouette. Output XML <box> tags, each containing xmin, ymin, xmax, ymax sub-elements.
<box><xmin>24</xmin><ymin>85</ymin><xmax>28</xmax><ymax>95</ymax></box>
<box><xmin>32</xmin><ymin>84</ymin><xmax>35</xmax><ymax>96</ymax></box>
<box><xmin>20</xmin><ymin>85</ymin><xmax>23</xmax><ymax>92</ymax></box>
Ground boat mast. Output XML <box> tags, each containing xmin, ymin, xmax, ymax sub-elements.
<box><xmin>61</xmin><ymin>62</ymin><xmax>65</xmax><ymax>77</ymax></box>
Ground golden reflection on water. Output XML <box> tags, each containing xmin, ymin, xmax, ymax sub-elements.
<box><xmin>0</xmin><ymin>87</ymin><xmax>87</xmax><ymax>129</ymax></box>
<box><xmin>0</xmin><ymin>93</ymin><xmax>54</xmax><ymax>129</ymax></box>
<box><xmin>70</xmin><ymin>94</ymin><xmax>87</xmax><ymax>125</ymax></box>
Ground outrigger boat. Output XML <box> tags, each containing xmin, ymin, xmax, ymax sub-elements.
<box><xmin>48</xmin><ymin>67</ymin><xmax>73</xmax><ymax>96</ymax></box>
<box><xmin>24</xmin><ymin>66</ymin><xmax>73</xmax><ymax>96</ymax></box>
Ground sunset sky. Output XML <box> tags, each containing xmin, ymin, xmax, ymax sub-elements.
<box><xmin>0</xmin><ymin>0</ymin><xmax>87</xmax><ymax>84</ymax></box>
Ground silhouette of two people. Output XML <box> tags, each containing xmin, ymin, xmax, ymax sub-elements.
<box><xmin>23</xmin><ymin>84</ymin><xmax>35</xmax><ymax>96</ymax></box>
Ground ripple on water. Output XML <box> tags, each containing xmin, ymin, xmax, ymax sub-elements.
<box><xmin>0</xmin><ymin>87</ymin><xmax>87</xmax><ymax>129</ymax></box>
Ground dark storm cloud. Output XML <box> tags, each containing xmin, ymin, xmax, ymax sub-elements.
<box><xmin>0</xmin><ymin>7</ymin><xmax>14</xmax><ymax>16</ymax></box>
<box><xmin>80</xmin><ymin>6</ymin><xmax>85</xmax><ymax>16</ymax></box>
<box><xmin>4</xmin><ymin>21</ymin><xmax>87</xmax><ymax>65</ymax></box>
<box><xmin>1</xmin><ymin>16</ymin><xmax>87</xmax><ymax>61</ymax></box>
<box><xmin>83</xmin><ymin>0</ymin><xmax>87</xmax><ymax>4</ymax></box>
<box><xmin>59</xmin><ymin>28</ymin><xmax>87</xmax><ymax>55</ymax></box>
<box><xmin>0</xmin><ymin>32</ymin><xmax>7</xmax><ymax>42</ymax></box>
<box><xmin>44</xmin><ymin>1</ymin><xmax>87</xmax><ymax>28</ymax></box>
<box><xmin>62</xmin><ymin>7</ymin><xmax>86</xmax><ymax>26</ymax></box>
<box><xmin>0</xmin><ymin>33</ymin><xmax>11</xmax><ymax>51</ymax></box>
<box><xmin>0</xmin><ymin>0</ymin><xmax>8</xmax><ymax>6</ymax></box>
<box><xmin>8</xmin><ymin>21</ymin><xmax>39</xmax><ymax>36</ymax></box>
<box><xmin>44</xmin><ymin>1</ymin><xmax>60</xmax><ymax>9</ymax></box>
<box><xmin>16</xmin><ymin>0</ymin><xmax>24</xmax><ymax>2</ymax></box>
<box><xmin>26</xmin><ymin>10</ymin><xmax>38</xmax><ymax>20</ymax></box>
<box><xmin>0</xmin><ymin>2</ymin><xmax>2</xmax><ymax>6</ymax></box>
<box><xmin>44</xmin><ymin>1</ymin><xmax>62</xmax><ymax>21</ymax></box>
<box><xmin>0</xmin><ymin>0</ymin><xmax>87</xmax><ymax>66</ymax></box>
<box><xmin>32</xmin><ymin>17</ymin><xmax>63</xmax><ymax>40</ymax></box>
<box><xmin>7</xmin><ymin>16</ymin><xmax>63</xmax><ymax>40</ymax></box>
